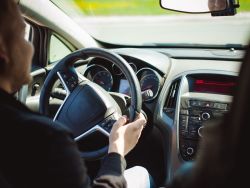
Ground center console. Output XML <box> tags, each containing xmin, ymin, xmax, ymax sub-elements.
<box><xmin>177</xmin><ymin>74</ymin><xmax>236</xmax><ymax>161</ymax></box>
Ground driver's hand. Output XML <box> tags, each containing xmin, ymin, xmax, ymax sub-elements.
<box><xmin>108</xmin><ymin>113</ymin><xmax>146</xmax><ymax>157</ymax></box>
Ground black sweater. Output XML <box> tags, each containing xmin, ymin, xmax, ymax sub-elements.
<box><xmin>0</xmin><ymin>89</ymin><xmax>127</xmax><ymax>188</ymax></box>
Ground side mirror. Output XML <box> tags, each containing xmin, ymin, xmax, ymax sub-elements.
<box><xmin>160</xmin><ymin>0</ymin><xmax>240</xmax><ymax>16</ymax></box>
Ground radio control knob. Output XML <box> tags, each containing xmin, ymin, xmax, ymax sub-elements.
<box><xmin>198</xmin><ymin>126</ymin><xmax>204</xmax><ymax>137</ymax></box>
<box><xmin>201</xmin><ymin>112</ymin><xmax>210</xmax><ymax>120</ymax></box>
<box><xmin>186</xmin><ymin>147</ymin><xmax>194</xmax><ymax>156</ymax></box>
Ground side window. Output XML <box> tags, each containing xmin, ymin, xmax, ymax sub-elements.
<box><xmin>49</xmin><ymin>34</ymin><xmax>72</xmax><ymax>64</ymax></box>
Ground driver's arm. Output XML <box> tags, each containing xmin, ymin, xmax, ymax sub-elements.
<box><xmin>45</xmin><ymin>114</ymin><xmax>145</xmax><ymax>188</ymax></box>
<box><xmin>46</xmin><ymin>125</ymin><xmax>126</xmax><ymax>188</ymax></box>
<box><xmin>45</xmin><ymin>123</ymin><xmax>91</xmax><ymax>188</ymax></box>
<box><xmin>93</xmin><ymin>152</ymin><xmax>127</xmax><ymax>187</ymax></box>
<box><xmin>46</xmin><ymin>125</ymin><xmax>127</xmax><ymax>188</ymax></box>
<box><xmin>93</xmin><ymin>114</ymin><xmax>146</xmax><ymax>187</ymax></box>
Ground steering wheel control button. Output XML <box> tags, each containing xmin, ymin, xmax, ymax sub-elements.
<box><xmin>100</xmin><ymin>120</ymin><xmax>111</xmax><ymax>133</ymax></box>
<box><xmin>100</xmin><ymin>115</ymin><xmax>118</xmax><ymax>133</ymax></box>
<box><xmin>60</xmin><ymin>72</ymin><xmax>78</xmax><ymax>92</ymax></box>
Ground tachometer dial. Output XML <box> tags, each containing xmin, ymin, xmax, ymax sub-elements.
<box><xmin>141</xmin><ymin>74</ymin><xmax>159</xmax><ymax>91</ymax></box>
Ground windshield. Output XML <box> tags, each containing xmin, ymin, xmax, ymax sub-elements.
<box><xmin>51</xmin><ymin>0</ymin><xmax>250</xmax><ymax>47</ymax></box>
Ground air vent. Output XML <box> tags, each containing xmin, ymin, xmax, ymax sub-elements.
<box><xmin>164</xmin><ymin>79</ymin><xmax>181</xmax><ymax>116</ymax></box>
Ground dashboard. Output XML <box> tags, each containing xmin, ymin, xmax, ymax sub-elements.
<box><xmin>47</xmin><ymin>47</ymin><xmax>242</xmax><ymax>185</ymax></box>
<box><xmin>78</xmin><ymin>47</ymin><xmax>242</xmax><ymax>183</ymax></box>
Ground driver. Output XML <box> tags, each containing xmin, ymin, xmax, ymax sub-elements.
<box><xmin>0</xmin><ymin>0</ymin><xmax>149</xmax><ymax>187</ymax></box>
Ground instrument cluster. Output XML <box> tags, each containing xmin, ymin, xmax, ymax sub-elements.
<box><xmin>83</xmin><ymin>59</ymin><xmax>163</xmax><ymax>102</ymax></box>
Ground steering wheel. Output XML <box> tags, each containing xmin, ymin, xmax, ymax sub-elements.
<box><xmin>39</xmin><ymin>48</ymin><xmax>142</xmax><ymax>160</ymax></box>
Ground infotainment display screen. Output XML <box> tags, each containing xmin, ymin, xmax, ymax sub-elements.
<box><xmin>193</xmin><ymin>79</ymin><xmax>236</xmax><ymax>95</ymax></box>
<box><xmin>188</xmin><ymin>74</ymin><xmax>237</xmax><ymax>96</ymax></box>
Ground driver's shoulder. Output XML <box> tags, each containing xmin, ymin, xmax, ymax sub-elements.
<box><xmin>20</xmin><ymin>113</ymin><xmax>73</xmax><ymax>138</ymax></box>
<box><xmin>1</xmin><ymin>103</ymin><xmax>73</xmax><ymax>142</ymax></box>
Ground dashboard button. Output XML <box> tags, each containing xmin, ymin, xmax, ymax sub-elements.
<box><xmin>198</xmin><ymin>126</ymin><xmax>204</xmax><ymax>137</ymax></box>
<box><xmin>201</xmin><ymin>112</ymin><xmax>210</xmax><ymax>120</ymax></box>
<box><xmin>187</xmin><ymin>147</ymin><xmax>194</xmax><ymax>156</ymax></box>
<box><xmin>180</xmin><ymin>109</ymin><xmax>188</xmax><ymax>115</ymax></box>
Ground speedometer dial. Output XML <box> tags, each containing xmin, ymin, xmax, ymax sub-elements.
<box><xmin>92</xmin><ymin>71</ymin><xmax>113</xmax><ymax>91</ymax></box>
<box><xmin>83</xmin><ymin>64</ymin><xmax>113</xmax><ymax>91</ymax></box>
<box><xmin>137</xmin><ymin>68</ymin><xmax>161</xmax><ymax>101</ymax></box>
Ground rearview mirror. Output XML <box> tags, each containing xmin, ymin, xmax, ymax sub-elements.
<box><xmin>160</xmin><ymin>0</ymin><xmax>239</xmax><ymax>15</ymax></box>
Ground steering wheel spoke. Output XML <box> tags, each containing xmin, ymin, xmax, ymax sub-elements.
<box><xmin>77</xmin><ymin>71</ymin><xmax>89</xmax><ymax>82</ymax></box>
<box><xmin>74</xmin><ymin>125</ymin><xmax>110</xmax><ymax>141</ymax></box>
<box><xmin>75</xmin><ymin>113</ymin><xmax>120</xmax><ymax>141</ymax></box>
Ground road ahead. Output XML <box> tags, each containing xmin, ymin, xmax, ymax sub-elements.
<box><xmin>74</xmin><ymin>13</ymin><xmax>250</xmax><ymax>46</ymax></box>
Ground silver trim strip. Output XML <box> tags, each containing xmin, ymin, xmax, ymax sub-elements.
<box><xmin>77</xmin><ymin>71</ymin><xmax>89</xmax><ymax>82</ymax></box>
<box><xmin>74</xmin><ymin>125</ymin><xmax>110</xmax><ymax>141</ymax></box>
<box><xmin>53</xmin><ymin>72</ymin><xmax>70</xmax><ymax>121</ymax></box>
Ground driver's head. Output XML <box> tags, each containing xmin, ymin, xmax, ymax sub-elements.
<box><xmin>0</xmin><ymin>0</ymin><xmax>33</xmax><ymax>94</ymax></box>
